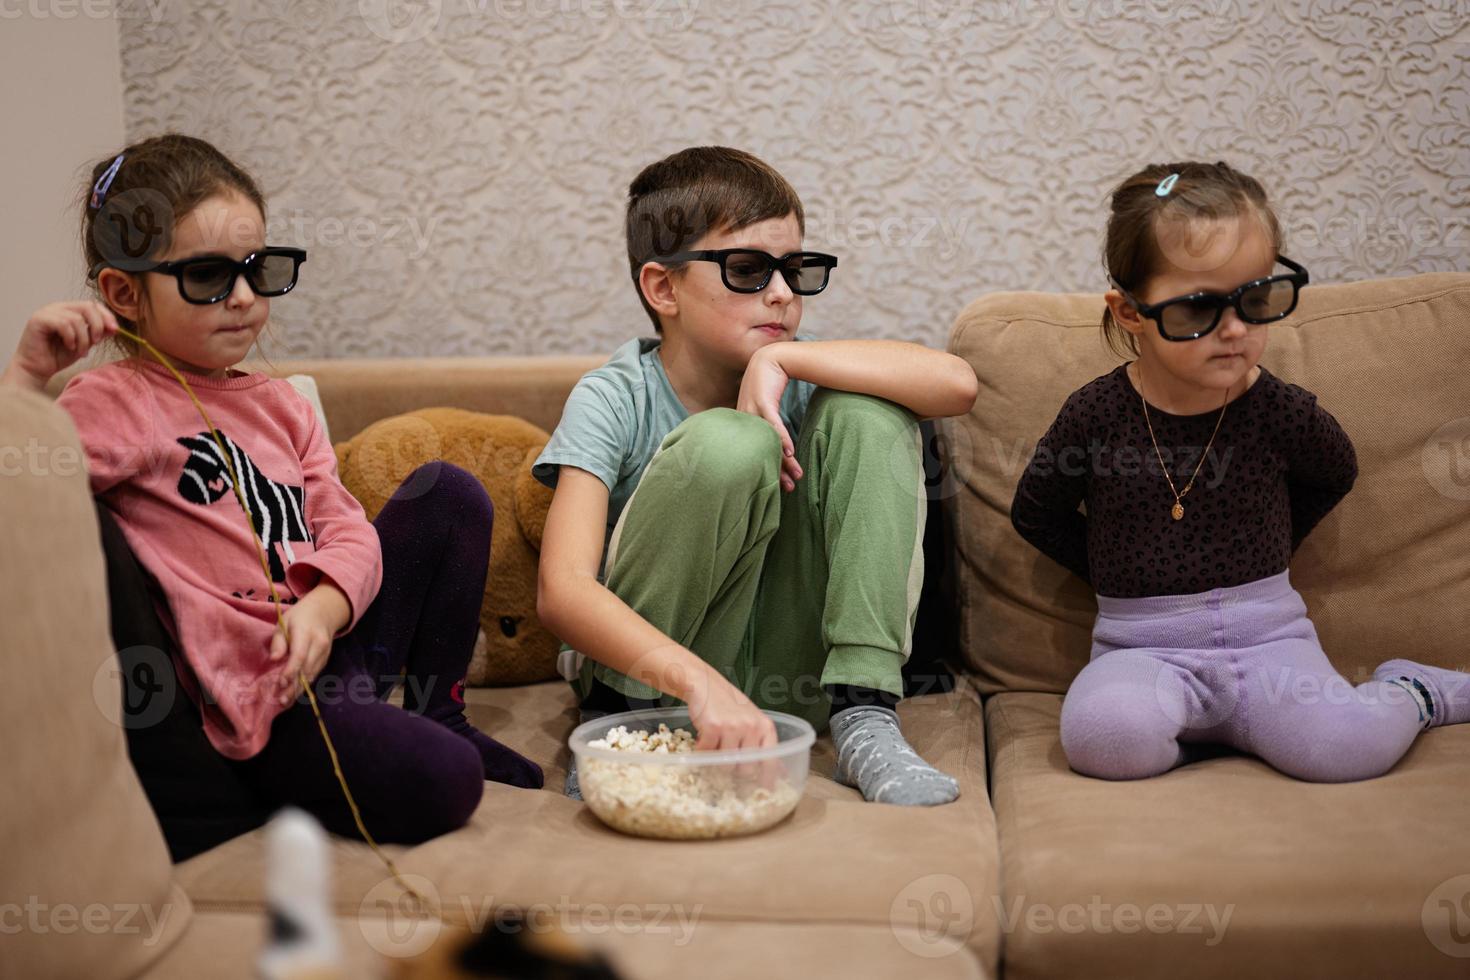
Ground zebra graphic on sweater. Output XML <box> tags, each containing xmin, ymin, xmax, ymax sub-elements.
<box><xmin>176</xmin><ymin>430</ymin><xmax>312</xmax><ymax>583</ymax></box>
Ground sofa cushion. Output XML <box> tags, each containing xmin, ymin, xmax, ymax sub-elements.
<box><xmin>985</xmin><ymin>692</ymin><xmax>1470</xmax><ymax>979</ymax></box>
<box><xmin>0</xmin><ymin>388</ymin><xmax>193</xmax><ymax>979</ymax></box>
<box><xmin>174</xmin><ymin>678</ymin><xmax>1002</xmax><ymax>974</ymax></box>
<box><xmin>144</xmin><ymin>911</ymin><xmax>991</xmax><ymax>979</ymax></box>
<box><xmin>944</xmin><ymin>272</ymin><xmax>1470</xmax><ymax>695</ymax></box>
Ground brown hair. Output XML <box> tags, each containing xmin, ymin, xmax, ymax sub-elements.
<box><xmin>625</xmin><ymin>146</ymin><xmax>804</xmax><ymax>333</ymax></box>
<box><xmin>1100</xmin><ymin>160</ymin><xmax>1282</xmax><ymax>359</ymax></box>
<box><xmin>81</xmin><ymin>133</ymin><xmax>267</xmax><ymax>356</ymax></box>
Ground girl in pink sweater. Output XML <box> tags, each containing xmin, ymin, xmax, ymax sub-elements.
<box><xmin>2</xmin><ymin>134</ymin><xmax>541</xmax><ymax>852</ymax></box>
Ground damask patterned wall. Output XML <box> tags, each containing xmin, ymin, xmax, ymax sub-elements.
<box><xmin>118</xmin><ymin>0</ymin><xmax>1469</xmax><ymax>358</ymax></box>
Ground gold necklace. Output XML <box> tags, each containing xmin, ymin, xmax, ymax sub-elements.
<box><xmin>1136</xmin><ymin>363</ymin><xmax>1230</xmax><ymax>521</ymax></box>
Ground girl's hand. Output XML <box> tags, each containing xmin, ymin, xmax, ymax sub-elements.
<box><xmin>737</xmin><ymin>346</ymin><xmax>802</xmax><ymax>493</ymax></box>
<box><xmin>680</xmin><ymin>663</ymin><xmax>778</xmax><ymax>751</ymax></box>
<box><xmin>2</xmin><ymin>301</ymin><xmax>120</xmax><ymax>391</ymax></box>
<box><xmin>269</xmin><ymin>581</ymin><xmax>351</xmax><ymax>703</ymax></box>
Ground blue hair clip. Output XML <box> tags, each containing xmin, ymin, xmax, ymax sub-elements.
<box><xmin>1155</xmin><ymin>172</ymin><xmax>1180</xmax><ymax>197</ymax></box>
<box><xmin>89</xmin><ymin>153</ymin><xmax>126</xmax><ymax>210</ymax></box>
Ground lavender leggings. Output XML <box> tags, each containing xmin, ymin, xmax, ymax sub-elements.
<box><xmin>1059</xmin><ymin>570</ymin><xmax>1425</xmax><ymax>783</ymax></box>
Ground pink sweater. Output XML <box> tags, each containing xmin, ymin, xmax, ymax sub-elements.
<box><xmin>58</xmin><ymin>360</ymin><xmax>383</xmax><ymax>759</ymax></box>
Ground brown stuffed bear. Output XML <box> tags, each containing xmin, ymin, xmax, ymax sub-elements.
<box><xmin>334</xmin><ymin>408</ymin><xmax>558</xmax><ymax>686</ymax></box>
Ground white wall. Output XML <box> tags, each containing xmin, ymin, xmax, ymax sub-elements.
<box><xmin>0</xmin><ymin>8</ymin><xmax>125</xmax><ymax>361</ymax></box>
<box><xmin>112</xmin><ymin>2</ymin><xmax>1470</xmax><ymax>359</ymax></box>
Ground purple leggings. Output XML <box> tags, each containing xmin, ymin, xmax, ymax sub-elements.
<box><xmin>1060</xmin><ymin>570</ymin><xmax>1426</xmax><ymax>783</ymax></box>
<box><xmin>230</xmin><ymin>462</ymin><xmax>539</xmax><ymax>843</ymax></box>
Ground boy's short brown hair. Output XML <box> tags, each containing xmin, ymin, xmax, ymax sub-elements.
<box><xmin>625</xmin><ymin>146</ymin><xmax>804</xmax><ymax>333</ymax></box>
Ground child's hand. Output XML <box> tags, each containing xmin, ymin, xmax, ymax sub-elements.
<box><xmin>269</xmin><ymin>582</ymin><xmax>351</xmax><ymax>703</ymax></box>
<box><xmin>2</xmin><ymin>301</ymin><xmax>120</xmax><ymax>391</ymax></box>
<box><xmin>737</xmin><ymin>347</ymin><xmax>802</xmax><ymax>493</ymax></box>
<box><xmin>681</xmin><ymin>665</ymin><xmax>778</xmax><ymax>751</ymax></box>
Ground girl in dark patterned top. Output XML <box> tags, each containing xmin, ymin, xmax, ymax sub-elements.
<box><xmin>1011</xmin><ymin>161</ymin><xmax>1469</xmax><ymax>782</ymax></box>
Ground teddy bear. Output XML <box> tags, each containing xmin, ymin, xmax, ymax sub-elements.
<box><xmin>334</xmin><ymin>408</ymin><xmax>559</xmax><ymax>686</ymax></box>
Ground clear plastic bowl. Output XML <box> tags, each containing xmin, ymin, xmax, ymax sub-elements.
<box><xmin>569</xmin><ymin>707</ymin><xmax>815</xmax><ymax>840</ymax></box>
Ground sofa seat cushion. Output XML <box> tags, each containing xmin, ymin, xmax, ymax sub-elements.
<box><xmin>175</xmin><ymin>678</ymin><xmax>1002</xmax><ymax>972</ymax></box>
<box><xmin>143</xmin><ymin>911</ymin><xmax>992</xmax><ymax>979</ymax></box>
<box><xmin>459</xmin><ymin>678</ymin><xmax>865</xmax><ymax>799</ymax></box>
<box><xmin>985</xmin><ymin>692</ymin><xmax>1470</xmax><ymax>979</ymax></box>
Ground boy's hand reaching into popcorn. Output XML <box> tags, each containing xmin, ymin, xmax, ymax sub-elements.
<box><xmin>680</xmin><ymin>662</ymin><xmax>779</xmax><ymax>751</ymax></box>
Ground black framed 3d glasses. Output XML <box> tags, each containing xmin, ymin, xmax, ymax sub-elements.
<box><xmin>646</xmin><ymin>248</ymin><xmax>838</xmax><ymax>295</ymax></box>
<box><xmin>91</xmin><ymin>247</ymin><xmax>307</xmax><ymax>305</ymax></box>
<box><xmin>1109</xmin><ymin>255</ymin><xmax>1309</xmax><ymax>341</ymax></box>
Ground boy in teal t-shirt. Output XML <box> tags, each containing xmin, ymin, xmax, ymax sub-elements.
<box><xmin>533</xmin><ymin>334</ymin><xmax>818</xmax><ymax>583</ymax></box>
<box><xmin>534</xmin><ymin>146</ymin><xmax>978</xmax><ymax>806</ymax></box>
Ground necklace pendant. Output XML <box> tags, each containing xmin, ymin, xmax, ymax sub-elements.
<box><xmin>1172</xmin><ymin>502</ymin><xmax>1185</xmax><ymax>521</ymax></box>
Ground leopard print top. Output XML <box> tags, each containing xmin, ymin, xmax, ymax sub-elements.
<box><xmin>1010</xmin><ymin>364</ymin><xmax>1358</xmax><ymax>598</ymax></box>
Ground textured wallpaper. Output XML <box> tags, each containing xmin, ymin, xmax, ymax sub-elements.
<box><xmin>117</xmin><ymin>0</ymin><xmax>1469</xmax><ymax>358</ymax></box>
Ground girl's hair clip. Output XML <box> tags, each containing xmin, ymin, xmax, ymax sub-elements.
<box><xmin>89</xmin><ymin>153</ymin><xmax>126</xmax><ymax>210</ymax></box>
<box><xmin>1155</xmin><ymin>172</ymin><xmax>1180</xmax><ymax>197</ymax></box>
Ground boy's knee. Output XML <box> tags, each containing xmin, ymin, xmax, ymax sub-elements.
<box><xmin>805</xmin><ymin>389</ymin><xmax>918</xmax><ymax>437</ymax></box>
<box><xmin>665</xmin><ymin>409</ymin><xmax>781</xmax><ymax>488</ymax></box>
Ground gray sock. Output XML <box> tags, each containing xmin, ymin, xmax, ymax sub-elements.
<box><xmin>830</xmin><ymin>705</ymin><xmax>959</xmax><ymax>806</ymax></box>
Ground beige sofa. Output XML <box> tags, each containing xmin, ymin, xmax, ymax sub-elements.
<box><xmin>3</xmin><ymin>272</ymin><xmax>1466</xmax><ymax>979</ymax></box>
<box><xmin>943</xmin><ymin>271</ymin><xmax>1470</xmax><ymax>979</ymax></box>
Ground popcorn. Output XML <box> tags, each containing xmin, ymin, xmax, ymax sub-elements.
<box><xmin>580</xmin><ymin>724</ymin><xmax>802</xmax><ymax>840</ymax></box>
<box><xmin>588</xmin><ymin>723</ymin><xmax>696</xmax><ymax>754</ymax></box>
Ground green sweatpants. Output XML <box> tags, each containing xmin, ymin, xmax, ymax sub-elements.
<box><xmin>570</xmin><ymin>389</ymin><xmax>927</xmax><ymax>734</ymax></box>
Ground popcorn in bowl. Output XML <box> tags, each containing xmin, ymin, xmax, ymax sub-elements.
<box><xmin>570</xmin><ymin>710</ymin><xmax>814</xmax><ymax>840</ymax></box>
<box><xmin>589</xmin><ymin>723</ymin><xmax>696</xmax><ymax>754</ymax></box>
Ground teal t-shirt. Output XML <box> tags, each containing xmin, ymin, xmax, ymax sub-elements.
<box><xmin>532</xmin><ymin>335</ymin><xmax>817</xmax><ymax>579</ymax></box>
